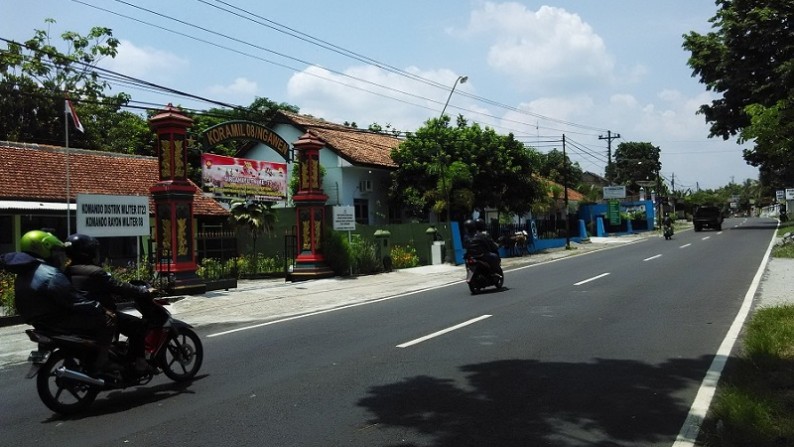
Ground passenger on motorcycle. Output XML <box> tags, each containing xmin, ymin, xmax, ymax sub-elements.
<box><xmin>662</xmin><ymin>213</ymin><xmax>674</xmax><ymax>233</ymax></box>
<box><xmin>0</xmin><ymin>230</ymin><xmax>117</xmax><ymax>372</ymax></box>
<box><xmin>463</xmin><ymin>219</ymin><xmax>502</xmax><ymax>281</ymax></box>
<box><xmin>64</xmin><ymin>233</ymin><xmax>152</xmax><ymax>374</ymax></box>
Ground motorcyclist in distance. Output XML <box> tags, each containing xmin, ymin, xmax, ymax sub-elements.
<box><xmin>0</xmin><ymin>230</ymin><xmax>117</xmax><ymax>372</ymax></box>
<box><xmin>463</xmin><ymin>218</ymin><xmax>502</xmax><ymax>281</ymax></box>
<box><xmin>63</xmin><ymin>233</ymin><xmax>151</xmax><ymax>374</ymax></box>
<box><xmin>662</xmin><ymin>213</ymin><xmax>674</xmax><ymax>235</ymax></box>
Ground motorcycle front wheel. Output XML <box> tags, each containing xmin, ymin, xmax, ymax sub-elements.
<box><xmin>36</xmin><ymin>350</ymin><xmax>99</xmax><ymax>415</ymax></box>
<box><xmin>159</xmin><ymin>326</ymin><xmax>203</xmax><ymax>382</ymax></box>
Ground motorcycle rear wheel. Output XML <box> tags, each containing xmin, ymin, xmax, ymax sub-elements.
<box><xmin>159</xmin><ymin>327</ymin><xmax>203</xmax><ymax>382</ymax></box>
<box><xmin>36</xmin><ymin>350</ymin><xmax>99</xmax><ymax>415</ymax></box>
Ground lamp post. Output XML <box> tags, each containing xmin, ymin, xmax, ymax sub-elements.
<box><xmin>440</xmin><ymin>75</ymin><xmax>468</xmax><ymax>118</ymax></box>
<box><xmin>438</xmin><ymin>75</ymin><xmax>467</xmax><ymax>262</ymax></box>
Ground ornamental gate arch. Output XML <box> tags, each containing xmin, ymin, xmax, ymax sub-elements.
<box><xmin>200</xmin><ymin>119</ymin><xmax>333</xmax><ymax>281</ymax></box>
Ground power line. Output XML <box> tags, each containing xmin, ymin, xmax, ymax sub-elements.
<box><xmin>71</xmin><ymin>0</ymin><xmax>611</xmax><ymax>136</ymax></box>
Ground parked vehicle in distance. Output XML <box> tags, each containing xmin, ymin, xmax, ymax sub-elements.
<box><xmin>693</xmin><ymin>206</ymin><xmax>724</xmax><ymax>232</ymax></box>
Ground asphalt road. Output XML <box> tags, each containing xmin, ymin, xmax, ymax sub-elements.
<box><xmin>0</xmin><ymin>218</ymin><xmax>777</xmax><ymax>447</ymax></box>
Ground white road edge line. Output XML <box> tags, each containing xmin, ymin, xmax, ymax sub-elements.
<box><xmin>207</xmin><ymin>284</ymin><xmax>455</xmax><ymax>338</ymax></box>
<box><xmin>702</xmin><ymin>236</ymin><xmax>711</xmax><ymax>240</ymax></box>
<box><xmin>396</xmin><ymin>315</ymin><xmax>492</xmax><ymax>348</ymax></box>
<box><xmin>680</xmin><ymin>243</ymin><xmax>692</xmax><ymax>249</ymax></box>
<box><xmin>573</xmin><ymin>272</ymin><xmax>610</xmax><ymax>286</ymax></box>
<box><xmin>673</xmin><ymin>226</ymin><xmax>778</xmax><ymax>446</ymax></box>
<box><xmin>643</xmin><ymin>254</ymin><xmax>662</xmax><ymax>262</ymax></box>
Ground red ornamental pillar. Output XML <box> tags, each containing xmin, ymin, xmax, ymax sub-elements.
<box><xmin>148</xmin><ymin>104</ymin><xmax>205</xmax><ymax>294</ymax></box>
<box><xmin>291</xmin><ymin>132</ymin><xmax>334</xmax><ymax>281</ymax></box>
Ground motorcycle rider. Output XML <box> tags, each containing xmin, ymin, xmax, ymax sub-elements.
<box><xmin>63</xmin><ymin>233</ymin><xmax>151</xmax><ymax>374</ymax></box>
<box><xmin>463</xmin><ymin>218</ymin><xmax>502</xmax><ymax>281</ymax></box>
<box><xmin>0</xmin><ymin>230</ymin><xmax>117</xmax><ymax>372</ymax></box>
<box><xmin>662</xmin><ymin>213</ymin><xmax>674</xmax><ymax>235</ymax></box>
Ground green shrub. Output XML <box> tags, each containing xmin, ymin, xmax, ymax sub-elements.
<box><xmin>322</xmin><ymin>229</ymin><xmax>352</xmax><ymax>276</ymax></box>
<box><xmin>390</xmin><ymin>244</ymin><xmax>420</xmax><ymax>269</ymax></box>
<box><xmin>196</xmin><ymin>257</ymin><xmax>224</xmax><ymax>280</ymax></box>
<box><xmin>1</xmin><ymin>271</ymin><xmax>15</xmax><ymax>316</ymax></box>
<box><xmin>103</xmin><ymin>259</ymin><xmax>154</xmax><ymax>284</ymax></box>
<box><xmin>350</xmin><ymin>235</ymin><xmax>381</xmax><ymax>275</ymax></box>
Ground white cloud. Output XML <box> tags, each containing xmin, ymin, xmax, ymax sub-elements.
<box><xmin>101</xmin><ymin>40</ymin><xmax>188</xmax><ymax>82</ymax></box>
<box><xmin>207</xmin><ymin>77</ymin><xmax>259</xmax><ymax>101</ymax></box>
<box><xmin>287</xmin><ymin>65</ymin><xmax>475</xmax><ymax>131</ymax></box>
<box><xmin>460</xmin><ymin>2</ymin><xmax>614</xmax><ymax>92</ymax></box>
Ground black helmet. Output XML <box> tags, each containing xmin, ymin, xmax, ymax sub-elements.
<box><xmin>475</xmin><ymin>218</ymin><xmax>487</xmax><ymax>231</ymax></box>
<box><xmin>464</xmin><ymin>219</ymin><xmax>476</xmax><ymax>234</ymax></box>
<box><xmin>65</xmin><ymin>233</ymin><xmax>101</xmax><ymax>264</ymax></box>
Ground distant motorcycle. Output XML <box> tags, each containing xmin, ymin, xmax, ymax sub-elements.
<box><xmin>465</xmin><ymin>253</ymin><xmax>504</xmax><ymax>294</ymax></box>
<box><xmin>663</xmin><ymin>224</ymin><xmax>674</xmax><ymax>240</ymax></box>
<box><xmin>24</xmin><ymin>284</ymin><xmax>203</xmax><ymax>415</ymax></box>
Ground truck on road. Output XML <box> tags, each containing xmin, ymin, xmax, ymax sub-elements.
<box><xmin>693</xmin><ymin>205</ymin><xmax>724</xmax><ymax>232</ymax></box>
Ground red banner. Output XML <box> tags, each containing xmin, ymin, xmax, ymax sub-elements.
<box><xmin>201</xmin><ymin>153</ymin><xmax>287</xmax><ymax>202</ymax></box>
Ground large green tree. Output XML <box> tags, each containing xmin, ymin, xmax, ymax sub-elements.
<box><xmin>390</xmin><ymin>115</ymin><xmax>543</xmax><ymax>221</ymax></box>
<box><xmin>537</xmin><ymin>148</ymin><xmax>583</xmax><ymax>191</ymax></box>
<box><xmin>683</xmin><ymin>0</ymin><xmax>794</xmax><ymax>191</ymax></box>
<box><xmin>605</xmin><ymin>142</ymin><xmax>663</xmax><ymax>195</ymax></box>
<box><xmin>0</xmin><ymin>19</ymin><xmax>136</xmax><ymax>148</ymax></box>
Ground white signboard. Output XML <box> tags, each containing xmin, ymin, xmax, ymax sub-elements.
<box><xmin>76</xmin><ymin>194</ymin><xmax>150</xmax><ymax>237</ymax></box>
<box><xmin>776</xmin><ymin>190</ymin><xmax>785</xmax><ymax>202</ymax></box>
<box><xmin>786</xmin><ymin>188</ymin><xmax>794</xmax><ymax>200</ymax></box>
<box><xmin>602</xmin><ymin>185</ymin><xmax>627</xmax><ymax>200</ymax></box>
<box><xmin>333</xmin><ymin>206</ymin><xmax>356</xmax><ymax>231</ymax></box>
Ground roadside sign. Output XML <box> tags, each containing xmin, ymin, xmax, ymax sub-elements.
<box><xmin>333</xmin><ymin>206</ymin><xmax>356</xmax><ymax>231</ymax></box>
<box><xmin>603</xmin><ymin>186</ymin><xmax>626</xmax><ymax>200</ymax></box>
<box><xmin>786</xmin><ymin>189</ymin><xmax>794</xmax><ymax>200</ymax></box>
<box><xmin>608</xmin><ymin>200</ymin><xmax>621</xmax><ymax>225</ymax></box>
<box><xmin>76</xmin><ymin>194</ymin><xmax>150</xmax><ymax>237</ymax></box>
<box><xmin>777</xmin><ymin>190</ymin><xmax>785</xmax><ymax>202</ymax></box>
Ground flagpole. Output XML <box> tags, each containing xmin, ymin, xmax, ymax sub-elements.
<box><xmin>64</xmin><ymin>98</ymin><xmax>71</xmax><ymax>236</ymax></box>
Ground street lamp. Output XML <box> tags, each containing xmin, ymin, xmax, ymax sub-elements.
<box><xmin>440</xmin><ymin>75</ymin><xmax>468</xmax><ymax>118</ymax></box>
<box><xmin>438</xmin><ymin>75</ymin><xmax>467</xmax><ymax>263</ymax></box>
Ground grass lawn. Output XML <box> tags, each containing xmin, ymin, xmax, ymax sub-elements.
<box><xmin>699</xmin><ymin>220</ymin><xmax>794</xmax><ymax>446</ymax></box>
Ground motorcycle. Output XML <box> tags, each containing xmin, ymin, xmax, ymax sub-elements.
<box><xmin>24</xmin><ymin>285</ymin><xmax>203</xmax><ymax>415</ymax></box>
<box><xmin>663</xmin><ymin>224</ymin><xmax>674</xmax><ymax>240</ymax></box>
<box><xmin>465</xmin><ymin>253</ymin><xmax>504</xmax><ymax>294</ymax></box>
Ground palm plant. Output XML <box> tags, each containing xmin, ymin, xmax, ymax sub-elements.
<box><xmin>229</xmin><ymin>199</ymin><xmax>277</xmax><ymax>258</ymax></box>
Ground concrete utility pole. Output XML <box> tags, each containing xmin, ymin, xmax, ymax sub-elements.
<box><xmin>599</xmin><ymin>130</ymin><xmax>621</xmax><ymax>183</ymax></box>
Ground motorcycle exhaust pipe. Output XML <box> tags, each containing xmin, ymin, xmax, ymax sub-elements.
<box><xmin>55</xmin><ymin>366</ymin><xmax>105</xmax><ymax>387</ymax></box>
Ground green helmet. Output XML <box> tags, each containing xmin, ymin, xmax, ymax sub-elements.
<box><xmin>20</xmin><ymin>230</ymin><xmax>65</xmax><ymax>260</ymax></box>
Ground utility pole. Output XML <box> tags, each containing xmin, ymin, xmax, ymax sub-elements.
<box><xmin>563</xmin><ymin>134</ymin><xmax>570</xmax><ymax>249</ymax></box>
<box><xmin>599</xmin><ymin>130</ymin><xmax>621</xmax><ymax>183</ymax></box>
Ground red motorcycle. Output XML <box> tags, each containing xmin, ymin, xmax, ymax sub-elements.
<box><xmin>24</xmin><ymin>286</ymin><xmax>203</xmax><ymax>415</ymax></box>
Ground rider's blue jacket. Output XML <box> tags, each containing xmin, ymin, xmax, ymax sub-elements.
<box><xmin>1</xmin><ymin>252</ymin><xmax>102</xmax><ymax>324</ymax></box>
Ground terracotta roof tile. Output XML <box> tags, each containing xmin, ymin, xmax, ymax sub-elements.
<box><xmin>0</xmin><ymin>142</ymin><xmax>228</xmax><ymax>216</ymax></box>
<box><xmin>278</xmin><ymin>111</ymin><xmax>399</xmax><ymax>168</ymax></box>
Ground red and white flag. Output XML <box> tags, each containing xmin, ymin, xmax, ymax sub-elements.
<box><xmin>65</xmin><ymin>98</ymin><xmax>85</xmax><ymax>133</ymax></box>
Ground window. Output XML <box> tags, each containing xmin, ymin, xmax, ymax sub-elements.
<box><xmin>358</xmin><ymin>180</ymin><xmax>372</xmax><ymax>192</ymax></box>
<box><xmin>354</xmin><ymin>199</ymin><xmax>369</xmax><ymax>224</ymax></box>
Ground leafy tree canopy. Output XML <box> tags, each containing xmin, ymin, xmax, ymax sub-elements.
<box><xmin>0</xmin><ymin>18</ymin><xmax>132</xmax><ymax>148</ymax></box>
<box><xmin>536</xmin><ymin>148</ymin><xmax>584</xmax><ymax>191</ymax></box>
<box><xmin>683</xmin><ymin>0</ymin><xmax>794</xmax><ymax>192</ymax></box>
<box><xmin>390</xmin><ymin>115</ymin><xmax>544</xmax><ymax>221</ymax></box>
<box><xmin>606</xmin><ymin>142</ymin><xmax>662</xmax><ymax>194</ymax></box>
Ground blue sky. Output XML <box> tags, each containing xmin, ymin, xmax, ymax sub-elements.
<box><xmin>3</xmin><ymin>0</ymin><xmax>758</xmax><ymax>190</ymax></box>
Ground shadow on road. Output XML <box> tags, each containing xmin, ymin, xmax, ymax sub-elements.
<box><xmin>358</xmin><ymin>356</ymin><xmax>714</xmax><ymax>446</ymax></box>
<box><xmin>43</xmin><ymin>374</ymin><xmax>209</xmax><ymax>421</ymax></box>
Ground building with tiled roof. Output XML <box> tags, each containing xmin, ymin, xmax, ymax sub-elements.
<box><xmin>0</xmin><ymin>141</ymin><xmax>228</xmax><ymax>258</ymax></box>
<box><xmin>274</xmin><ymin>111</ymin><xmax>399</xmax><ymax>169</ymax></box>
<box><xmin>240</xmin><ymin>111</ymin><xmax>403</xmax><ymax>225</ymax></box>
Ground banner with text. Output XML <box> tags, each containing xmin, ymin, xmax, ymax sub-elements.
<box><xmin>201</xmin><ymin>153</ymin><xmax>287</xmax><ymax>202</ymax></box>
<box><xmin>76</xmin><ymin>194</ymin><xmax>150</xmax><ymax>237</ymax></box>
